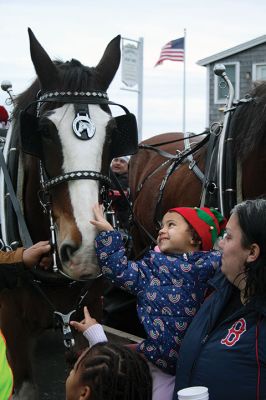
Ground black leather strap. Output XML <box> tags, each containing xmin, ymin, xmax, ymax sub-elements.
<box><xmin>0</xmin><ymin>148</ymin><xmax>33</xmax><ymax>247</ymax></box>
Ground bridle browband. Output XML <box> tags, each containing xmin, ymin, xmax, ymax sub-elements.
<box><xmin>36</xmin><ymin>90</ymin><xmax>129</xmax><ymax>112</ymax></box>
<box><xmin>38</xmin><ymin>90</ymin><xmax>109</xmax><ymax>102</ymax></box>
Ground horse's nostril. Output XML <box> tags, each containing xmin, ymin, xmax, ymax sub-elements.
<box><xmin>60</xmin><ymin>242</ymin><xmax>78</xmax><ymax>262</ymax></box>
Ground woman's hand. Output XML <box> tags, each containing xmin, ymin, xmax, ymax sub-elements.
<box><xmin>22</xmin><ymin>241</ymin><xmax>51</xmax><ymax>269</ymax></box>
<box><xmin>90</xmin><ymin>203</ymin><xmax>114</xmax><ymax>232</ymax></box>
<box><xmin>70</xmin><ymin>306</ymin><xmax>98</xmax><ymax>333</ymax></box>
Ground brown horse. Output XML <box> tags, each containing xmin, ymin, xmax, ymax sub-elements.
<box><xmin>0</xmin><ymin>29</ymin><xmax>138</xmax><ymax>399</ymax></box>
<box><xmin>129</xmin><ymin>82</ymin><xmax>266</xmax><ymax>255</ymax></box>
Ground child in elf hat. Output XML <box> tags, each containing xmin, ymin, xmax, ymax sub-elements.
<box><xmin>90</xmin><ymin>204</ymin><xmax>226</xmax><ymax>399</ymax></box>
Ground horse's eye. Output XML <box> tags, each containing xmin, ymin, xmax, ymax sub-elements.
<box><xmin>41</xmin><ymin>127</ymin><xmax>51</xmax><ymax>138</ymax></box>
<box><xmin>39</xmin><ymin>123</ymin><xmax>53</xmax><ymax>141</ymax></box>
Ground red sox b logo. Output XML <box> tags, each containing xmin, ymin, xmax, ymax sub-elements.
<box><xmin>221</xmin><ymin>318</ymin><xmax>247</xmax><ymax>347</ymax></box>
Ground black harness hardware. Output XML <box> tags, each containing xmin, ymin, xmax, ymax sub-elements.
<box><xmin>54</xmin><ymin>310</ymin><xmax>76</xmax><ymax>348</ymax></box>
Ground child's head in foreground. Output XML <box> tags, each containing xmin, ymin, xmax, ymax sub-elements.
<box><xmin>66</xmin><ymin>342</ymin><xmax>152</xmax><ymax>400</ymax></box>
<box><xmin>157</xmin><ymin>206</ymin><xmax>226</xmax><ymax>254</ymax></box>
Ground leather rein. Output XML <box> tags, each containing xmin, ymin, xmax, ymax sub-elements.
<box><xmin>135</xmin><ymin>132</ymin><xmax>210</xmax><ymax>233</ymax></box>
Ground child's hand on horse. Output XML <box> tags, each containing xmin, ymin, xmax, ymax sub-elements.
<box><xmin>22</xmin><ymin>241</ymin><xmax>52</xmax><ymax>269</ymax></box>
<box><xmin>70</xmin><ymin>306</ymin><xmax>97</xmax><ymax>333</ymax></box>
<box><xmin>90</xmin><ymin>203</ymin><xmax>114</xmax><ymax>232</ymax></box>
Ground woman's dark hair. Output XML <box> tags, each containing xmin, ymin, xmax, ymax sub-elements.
<box><xmin>76</xmin><ymin>342</ymin><xmax>152</xmax><ymax>400</ymax></box>
<box><xmin>231</xmin><ymin>198</ymin><xmax>266</xmax><ymax>300</ymax></box>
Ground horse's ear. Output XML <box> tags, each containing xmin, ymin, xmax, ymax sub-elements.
<box><xmin>28</xmin><ymin>28</ymin><xmax>59</xmax><ymax>90</ymax></box>
<box><xmin>96</xmin><ymin>35</ymin><xmax>121</xmax><ymax>90</ymax></box>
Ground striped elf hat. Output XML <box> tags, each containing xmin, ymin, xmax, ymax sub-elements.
<box><xmin>169</xmin><ymin>206</ymin><xmax>227</xmax><ymax>251</ymax></box>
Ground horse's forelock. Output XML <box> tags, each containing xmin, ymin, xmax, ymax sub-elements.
<box><xmin>55</xmin><ymin>59</ymin><xmax>103</xmax><ymax>93</ymax></box>
<box><xmin>14</xmin><ymin>58</ymin><xmax>102</xmax><ymax>121</ymax></box>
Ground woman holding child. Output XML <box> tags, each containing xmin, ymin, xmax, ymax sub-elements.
<box><xmin>69</xmin><ymin>198</ymin><xmax>266</xmax><ymax>400</ymax></box>
<box><xmin>173</xmin><ymin>199</ymin><xmax>266</xmax><ymax>400</ymax></box>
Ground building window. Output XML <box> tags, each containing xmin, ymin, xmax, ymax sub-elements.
<box><xmin>252</xmin><ymin>63</ymin><xmax>266</xmax><ymax>80</ymax></box>
<box><xmin>214</xmin><ymin>62</ymin><xmax>240</xmax><ymax>104</ymax></box>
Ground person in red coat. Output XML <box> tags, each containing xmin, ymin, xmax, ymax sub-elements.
<box><xmin>0</xmin><ymin>105</ymin><xmax>9</xmax><ymax>128</ymax></box>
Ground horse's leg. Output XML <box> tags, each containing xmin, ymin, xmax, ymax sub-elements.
<box><xmin>12</xmin><ymin>382</ymin><xmax>38</xmax><ymax>400</ymax></box>
<box><xmin>0</xmin><ymin>289</ymin><xmax>38</xmax><ymax>400</ymax></box>
<box><xmin>0</xmin><ymin>278</ymin><xmax>104</xmax><ymax>399</ymax></box>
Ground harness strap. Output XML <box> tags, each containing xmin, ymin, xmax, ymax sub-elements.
<box><xmin>109</xmin><ymin>169</ymin><xmax>157</xmax><ymax>246</ymax></box>
<box><xmin>200</xmin><ymin>123</ymin><xmax>222</xmax><ymax>207</ymax></box>
<box><xmin>136</xmin><ymin>158</ymin><xmax>172</xmax><ymax>193</ymax></box>
<box><xmin>0</xmin><ymin>148</ymin><xmax>32</xmax><ymax>248</ymax></box>
<box><xmin>138</xmin><ymin>143</ymin><xmax>180</xmax><ymax>159</ymax></box>
<box><xmin>138</xmin><ymin>131</ymin><xmax>208</xmax><ymax>150</ymax></box>
<box><xmin>187</xmin><ymin>156</ymin><xmax>205</xmax><ymax>182</ymax></box>
<box><xmin>154</xmin><ymin>135</ymin><xmax>210</xmax><ymax>227</ymax></box>
<box><xmin>137</xmin><ymin>133</ymin><xmax>210</xmax><ymax>192</ymax></box>
<box><xmin>183</xmin><ymin>131</ymin><xmax>205</xmax><ymax>183</ymax></box>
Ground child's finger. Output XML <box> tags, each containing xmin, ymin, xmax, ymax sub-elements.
<box><xmin>83</xmin><ymin>306</ymin><xmax>91</xmax><ymax>318</ymax></box>
<box><xmin>90</xmin><ymin>219</ymin><xmax>98</xmax><ymax>226</ymax></box>
<box><xmin>93</xmin><ymin>203</ymin><xmax>102</xmax><ymax>213</ymax></box>
<box><xmin>70</xmin><ymin>321</ymin><xmax>81</xmax><ymax>330</ymax></box>
<box><xmin>95</xmin><ymin>203</ymin><xmax>104</xmax><ymax>218</ymax></box>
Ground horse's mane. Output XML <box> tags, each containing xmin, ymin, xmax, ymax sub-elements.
<box><xmin>233</xmin><ymin>81</ymin><xmax>266</xmax><ymax>161</ymax></box>
<box><xmin>13</xmin><ymin>59</ymin><xmax>97</xmax><ymax>119</ymax></box>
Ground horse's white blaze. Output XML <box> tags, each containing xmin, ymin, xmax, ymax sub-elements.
<box><xmin>48</xmin><ymin>104</ymin><xmax>111</xmax><ymax>277</ymax></box>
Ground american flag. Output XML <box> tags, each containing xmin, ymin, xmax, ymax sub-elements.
<box><xmin>155</xmin><ymin>37</ymin><xmax>184</xmax><ymax>66</ymax></box>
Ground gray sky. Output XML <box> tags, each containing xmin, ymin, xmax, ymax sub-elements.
<box><xmin>1</xmin><ymin>0</ymin><xmax>266</xmax><ymax>140</ymax></box>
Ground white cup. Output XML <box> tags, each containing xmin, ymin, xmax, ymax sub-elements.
<box><xmin>177</xmin><ymin>386</ymin><xmax>209</xmax><ymax>400</ymax></box>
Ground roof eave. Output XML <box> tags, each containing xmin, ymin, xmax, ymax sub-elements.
<box><xmin>197</xmin><ymin>35</ymin><xmax>266</xmax><ymax>67</ymax></box>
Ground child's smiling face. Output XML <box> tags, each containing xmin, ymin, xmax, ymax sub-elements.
<box><xmin>157</xmin><ymin>212</ymin><xmax>197</xmax><ymax>254</ymax></box>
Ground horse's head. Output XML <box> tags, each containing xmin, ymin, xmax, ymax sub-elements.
<box><xmin>17</xmin><ymin>29</ymin><xmax>137</xmax><ymax>280</ymax></box>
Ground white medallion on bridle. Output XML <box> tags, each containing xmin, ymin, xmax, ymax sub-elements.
<box><xmin>72</xmin><ymin>112</ymin><xmax>96</xmax><ymax>139</ymax></box>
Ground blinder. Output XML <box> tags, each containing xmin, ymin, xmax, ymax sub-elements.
<box><xmin>109</xmin><ymin>112</ymin><xmax>138</xmax><ymax>160</ymax></box>
<box><xmin>20</xmin><ymin>110</ymin><xmax>43</xmax><ymax>159</ymax></box>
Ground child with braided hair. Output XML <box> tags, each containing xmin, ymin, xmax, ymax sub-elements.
<box><xmin>89</xmin><ymin>203</ymin><xmax>226</xmax><ymax>400</ymax></box>
<box><xmin>67</xmin><ymin>306</ymin><xmax>152</xmax><ymax>400</ymax></box>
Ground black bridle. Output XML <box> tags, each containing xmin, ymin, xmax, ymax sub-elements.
<box><xmin>14</xmin><ymin>90</ymin><xmax>135</xmax><ymax>347</ymax></box>
<box><xmin>35</xmin><ymin>90</ymin><xmax>123</xmax><ymax>192</ymax></box>
<box><xmin>23</xmin><ymin>90</ymin><xmax>136</xmax><ymax>275</ymax></box>
<box><xmin>31</xmin><ymin>90</ymin><xmax>110</xmax><ymax>275</ymax></box>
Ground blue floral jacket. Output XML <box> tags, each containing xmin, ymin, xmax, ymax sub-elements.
<box><xmin>95</xmin><ymin>230</ymin><xmax>221</xmax><ymax>374</ymax></box>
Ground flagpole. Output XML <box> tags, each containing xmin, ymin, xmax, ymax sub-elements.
<box><xmin>182</xmin><ymin>28</ymin><xmax>186</xmax><ymax>135</ymax></box>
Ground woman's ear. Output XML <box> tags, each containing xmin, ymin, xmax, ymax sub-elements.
<box><xmin>80</xmin><ymin>386</ymin><xmax>91</xmax><ymax>400</ymax></box>
<box><xmin>247</xmin><ymin>243</ymin><xmax>260</xmax><ymax>263</ymax></box>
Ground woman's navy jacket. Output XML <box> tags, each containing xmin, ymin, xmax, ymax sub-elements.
<box><xmin>173</xmin><ymin>270</ymin><xmax>266</xmax><ymax>400</ymax></box>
